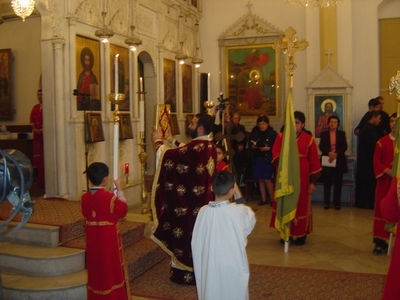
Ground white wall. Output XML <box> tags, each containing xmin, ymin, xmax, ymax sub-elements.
<box><xmin>0</xmin><ymin>17</ymin><xmax>41</xmax><ymax>125</ymax></box>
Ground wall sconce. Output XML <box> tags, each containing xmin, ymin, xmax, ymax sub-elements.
<box><xmin>11</xmin><ymin>0</ymin><xmax>35</xmax><ymax>22</ymax></box>
<box><xmin>175</xmin><ymin>53</ymin><xmax>188</xmax><ymax>65</ymax></box>
<box><xmin>95</xmin><ymin>11</ymin><xmax>114</xmax><ymax>43</ymax></box>
<box><xmin>192</xmin><ymin>58</ymin><xmax>203</xmax><ymax>68</ymax></box>
<box><xmin>125</xmin><ymin>26</ymin><xmax>142</xmax><ymax>51</ymax></box>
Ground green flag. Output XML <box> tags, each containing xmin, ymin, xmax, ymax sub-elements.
<box><xmin>274</xmin><ymin>88</ymin><xmax>300</xmax><ymax>242</ymax></box>
<box><xmin>392</xmin><ymin>118</ymin><xmax>400</xmax><ymax>178</ymax></box>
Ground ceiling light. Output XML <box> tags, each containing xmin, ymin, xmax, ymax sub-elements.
<box><xmin>125</xmin><ymin>26</ymin><xmax>142</xmax><ymax>52</ymax></box>
<box><xmin>95</xmin><ymin>12</ymin><xmax>114</xmax><ymax>43</ymax></box>
<box><xmin>11</xmin><ymin>0</ymin><xmax>35</xmax><ymax>22</ymax></box>
<box><xmin>192</xmin><ymin>58</ymin><xmax>203</xmax><ymax>68</ymax></box>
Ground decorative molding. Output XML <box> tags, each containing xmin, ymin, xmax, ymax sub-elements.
<box><xmin>307</xmin><ymin>65</ymin><xmax>353</xmax><ymax>89</ymax></box>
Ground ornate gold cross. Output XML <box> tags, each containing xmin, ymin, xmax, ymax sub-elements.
<box><xmin>273</xmin><ymin>26</ymin><xmax>309</xmax><ymax>86</ymax></box>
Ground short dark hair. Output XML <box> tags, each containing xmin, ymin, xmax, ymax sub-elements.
<box><xmin>368</xmin><ymin>98</ymin><xmax>380</xmax><ymax>108</ymax></box>
<box><xmin>212</xmin><ymin>171</ymin><xmax>235</xmax><ymax>197</ymax></box>
<box><xmin>327</xmin><ymin>115</ymin><xmax>340</xmax><ymax>126</ymax></box>
<box><xmin>257</xmin><ymin>115</ymin><xmax>270</xmax><ymax>124</ymax></box>
<box><xmin>390</xmin><ymin>112</ymin><xmax>397</xmax><ymax>118</ymax></box>
<box><xmin>86</xmin><ymin>162</ymin><xmax>109</xmax><ymax>186</ymax></box>
<box><xmin>216</xmin><ymin>144</ymin><xmax>226</xmax><ymax>154</ymax></box>
<box><xmin>195</xmin><ymin>113</ymin><xmax>214</xmax><ymax>135</ymax></box>
<box><xmin>294</xmin><ymin>111</ymin><xmax>306</xmax><ymax>124</ymax></box>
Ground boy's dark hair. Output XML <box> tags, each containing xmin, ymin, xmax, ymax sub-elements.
<box><xmin>294</xmin><ymin>111</ymin><xmax>306</xmax><ymax>124</ymax></box>
<box><xmin>195</xmin><ymin>113</ymin><xmax>214</xmax><ymax>135</ymax></box>
<box><xmin>213</xmin><ymin>170</ymin><xmax>235</xmax><ymax>197</ymax></box>
<box><xmin>390</xmin><ymin>112</ymin><xmax>397</xmax><ymax>118</ymax></box>
<box><xmin>87</xmin><ymin>162</ymin><xmax>109</xmax><ymax>186</ymax></box>
<box><xmin>256</xmin><ymin>115</ymin><xmax>270</xmax><ymax>124</ymax></box>
<box><xmin>368</xmin><ymin>110</ymin><xmax>380</xmax><ymax>120</ymax></box>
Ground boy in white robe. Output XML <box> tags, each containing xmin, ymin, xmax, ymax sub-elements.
<box><xmin>191</xmin><ymin>171</ymin><xmax>256</xmax><ymax>300</ymax></box>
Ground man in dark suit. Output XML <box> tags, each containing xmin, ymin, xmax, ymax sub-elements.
<box><xmin>319</xmin><ymin>115</ymin><xmax>348</xmax><ymax>210</ymax></box>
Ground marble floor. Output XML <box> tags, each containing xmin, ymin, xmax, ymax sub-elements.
<box><xmin>130</xmin><ymin>196</ymin><xmax>391</xmax><ymax>300</ymax></box>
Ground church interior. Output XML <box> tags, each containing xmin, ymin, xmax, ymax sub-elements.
<box><xmin>0</xmin><ymin>0</ymin><xmax>400</xmax><ymax>298</ymax></box>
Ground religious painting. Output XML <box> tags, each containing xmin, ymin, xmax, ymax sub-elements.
<box><xmin>76</xmin><ymin>36</ymin><xmax>101</xmax><ymax>111</ymax></box>
<box><xmin>0</xmin><ymin>49</ymin><xmax>12</xmax><ymax>120</ymax></box>
<box><xmin>119</xmin><ymin>113</ymin><xmax>134</xmax><ymax>140</ymax></box>
<box><xmin>182</xmin><ymin>64</ymin><xmax>193</xmax><ymax>113</ymax></box>
<box><xmin>163</xmin><ymin>59</ymin><xmax>176</xmax><ymax>112</ymax></box>
<box><xmin>226</xmin><ymin>44</ymin><xmax>278</xmax><ymax>117</ymax></box>
<box><xmin>190</xmin><ymin>0</ymin><xmax>198</xmax><ymax>8</ymax></box>
<box><xmin>169</xmin><ymin>114</ymin><xmax>180</xmax><ymax>135</ymax></box>
<box><xmin>110</xmin><ymin>44</ymin><xmax>130</xmax><ymax>111</ymax></box>
<box><xmin>314</xmin><ymin>95</ymin><xmax>344</xmax><ymax>138</ymax></box>
<box><xmin>86</xmin><ymin>113</ymin><xmax>104</xmax><ymax>143</ymax></box>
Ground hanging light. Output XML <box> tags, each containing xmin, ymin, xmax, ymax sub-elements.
<box><xmin>192</xmin><ymin>58</ymin><xmax>203</xmax><ymax>68</ymax></box>
<box><xmin>284</xmin><ymin>0</ymin><xmax>343</xmax><ymax>8</ymax></box>
<box><xmin>175</xmin><ymin>53</ymin><xmax>188</xmax><ymax>65</ymax></box>
<box><xmin>125</xmin><ymin>26</ymin><xmax>142</xmax><ymax>52</ymax></box>
<box><xmin>11</xmin><ymin>0</ymin><xmax>35</xmax><ymax>22</ymax></box>
<box><xmin>95</xmin><ymin>12</ymin><xmax>114</xmax><ymax>43</ymax></box>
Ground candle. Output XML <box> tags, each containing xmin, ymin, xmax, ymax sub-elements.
<box><xmin>113</xmin><ymin>123</ymin><xmax>118</xmax><ymax>182</ymax></box>
<box><xmin>139</xmin><ymin>77</ymin><xmax>144</xmax><ymax>92</ymax></box>
<box><xmin>114</xmin><ymin>54</ymin><xmax>119</xmax><ymax>93</ymax></box>
<box><xmin>125</xmin><ymin>163</ymin><xmax>129</xmax><ymax>175</ymax></box>
<box><xmin>207</xmin><ymin>73</ymin><xmax>211</xmax><ymax>101</ymax></box>
<box><xmin>139</xmin><ymin>77</ymin><xmax>145</xmax><ymax>132</ymax></box>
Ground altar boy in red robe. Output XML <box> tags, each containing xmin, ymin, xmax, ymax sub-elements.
<box><xmin>81</xmin><ymin>162</ymin><xmax>130</xmax><ymax>300</ymax></box>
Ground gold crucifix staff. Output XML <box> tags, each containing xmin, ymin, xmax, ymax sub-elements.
<box><xmin>389</xmin><ymin>71</ymin><xmax>400</xmax><ymax>116</ymax></box>
<box><xmin>273</xmin><ymin>26</ymin><xmax>309</xmax><ymax>87</ymax></box>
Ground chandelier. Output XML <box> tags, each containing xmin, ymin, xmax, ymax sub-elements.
<box><xmin>284</xmin><ymin>0</ymin><xmax>343</xmax><ymax>8</ymax></box>
<box><xmin>11</xmin><ymin>0</ymin><xmax>35</xmax><ymax>21</ymax></box>
<box><xmin>95</xmin><ymin>12</ymin><xmax>114</xmax><ymax>43</ymax></box>
<box><xmin>125</xmin><ymin>26</ymin><xmax>142</xmax><ymax>52</ymax></box>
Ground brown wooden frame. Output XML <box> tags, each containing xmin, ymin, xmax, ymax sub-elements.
<box><xmin>86</xmin><ymin>112</ymin><xmax>104</xmax><ymax>143</ymax></box>
<box><xmin>119</xmin><ymin>113</ymin><xmax>134</xmax><ymax>140</ymax></box>
<box><xmin>0</xmin><ymin>49</ymin><xmax>12</xmax><ymax>120</ymax></box>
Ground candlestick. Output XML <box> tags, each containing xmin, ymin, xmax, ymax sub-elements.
<box><xmin>114</xmin><ymin>54</ymin><xmax>119</xmax><ymax>93</ymax></box>
<box><xmin>139</xmin><ymin>77</ymin><xmax>145</xmax><ymax>132</ymax></box>
<box><xmin>113</xmin><ymin>123</ymin><xmax>118</xmax><ymax>181</ymax></box>
<box><xmin>207</xmin><ymin>73</ymin><xmax>211</xmax><ymax>101</ymax></box>
<box><xmin>124</xmin><ymin>163</ymin><xmax>129</xmax><ymax>175</ymax></box>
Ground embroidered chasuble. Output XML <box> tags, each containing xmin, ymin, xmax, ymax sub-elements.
<box><xmin>151</xmin><ymin>138</ymin><xmax>216</xmax><ymax>284</ymax></box>
<box><xmin>81</xmin><ymin>189</ymin><xmax>130</xmax><ymax>300</ymax></box>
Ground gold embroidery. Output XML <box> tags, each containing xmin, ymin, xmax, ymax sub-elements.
<box><xmin>165</xmin><ymin>182</ymin><xmax>174</xmax><ymax>190</ymax></box>
<box><xmin>177</xmin><ymin>184</ymin><xmax>186</xmax><ymax>196</ymax></box>
<box><xmin>174</xmin><ymin>207</ymin><xmax>188</xmax><ymax>216</ymax></box>
<box><xmin>162</xmin><ymin>222</ymin><xmax>171</xmax><ymax>230</ymax></box>
<box><xmin>179</xmin><ymin>146</ymin><xmax>188</xmax><ymax>154</ymax></box>
<box><xmin>193</xmin><ymin>143</ymin><xmax>205</xmax><ymax>152</ymax></box>
<box><xmin>174</xmin><ymin>248</ymin><xmax>184</xmax><ymax>257</ymax></box>
<box><xmin>192</xmin><ymin>185</ymin><xmax>205</xmax><ymax>196</ymax></box>
<box><xmin>184</xmin><ymin>272</ymin><xmax>194</xmax><ymax>283</ymax></box>
<box><xmin>206</xmin><ymin>157</ymin><xmax>215</xmax><ymax>176</ymax></box>
<box><xmin>173</xmin><ymin>227</ymin><xmax>184</xmax><ymax>238</ymax></box>
<box><xmin>87</xmin><ymin>280</ymin><xmax>126</xmax><ymax>295</ymax></box>
<box><xmin>176</xmin><ymin>164</ymin><xmax>189</xmax><ymax>174</ymax></box>
<box><xmin>86</xmin><ymin>221</ymin><xmax>114</xmax><ymax>226</ymax></box>
<box><xmin>196</xmin><ymin>164</ymin><xmax>205</xmax><ymax>175</ymax></box>
<box><xmin>164</xmin><ymin>159</ymin><xmax>174</xmax><ymax>170</ymax></box>
<box><xmin>110</xmin><ymin>195</ymin><xmax>116</xmax><ymax>214</ymax></box>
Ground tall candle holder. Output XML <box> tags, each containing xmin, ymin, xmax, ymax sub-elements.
<box><xmin>138</xmin><ymin>89</ymin><xmax>148</xmax><ymax>214</ymax></box>
<box><xmin>109</xmin><ymin>93</ymin><xmax>126</xmax><ymax>181</ymax></box>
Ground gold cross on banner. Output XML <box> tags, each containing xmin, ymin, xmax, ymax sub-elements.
<box><xmin>389</xmin><ymin>70</ymin><xmax>400</xmax><ymax>115</ymax></box>
<box><xmin>273</xmin><ymin>26</ymin><xmax>309</xmax><ymax>86</ymax></box>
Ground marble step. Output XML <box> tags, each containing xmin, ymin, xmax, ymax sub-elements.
<box><xmin>1</xmin><ymin>270</ymin><xmax>87</xmax><ymax>300</ymax></box>
<box><xmin>0</xmin><ymin>221</ymin><xmax>59</xmax><ymax>248</ymax></box>
<box><xmin>0</xmin><ymin>242</ymin><xmax>85</xmax><ymax>276</ymax></box>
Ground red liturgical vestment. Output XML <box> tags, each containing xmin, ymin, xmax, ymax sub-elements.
<box><xmin>81</xmin><ymin>188</ymin><xmax>129</xmax><ymax>300</ymax></box>
<box><xmin>151</xmin><ymin>137</ymin><xmax>216</xmax><ymax>284</ymax></box>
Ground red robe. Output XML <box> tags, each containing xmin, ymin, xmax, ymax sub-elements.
<box><xmin>373</xmin><ymin>134</ymin><xmax>394</xmax><ymax>241</ymax></box>
<box><xmin>81</xmin><ymin>189</ymin><xmax>129</xmax><ymax>300</ymax></box>
<box><xmin>30</xmin><ymin>103</ymin><xmax>44</xmax><ymax>189</ymax></box>
<box><xmin>381</xmin><ymin>178</ymin><xmax>400</xmax><ymax>299</ymax></box>
<box><xmin>269</xmin><ymin>131</ymin><xmax>321</xmax><ymax>237</ymax></box>
<box><xmin>151</xmin><ymin>137</ymin><xmax>216</xmax><ymax>284</ymax></box>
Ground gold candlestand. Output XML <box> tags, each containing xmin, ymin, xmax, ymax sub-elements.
<box><xmin>203</xmin><ymin>100</ymin><xmax>214</xmax><ymax>116</ymax></box>
<box><xmin>138</xmin><ymin>131</ymin><xmax>148</xmax><ymax>214</ymax></box>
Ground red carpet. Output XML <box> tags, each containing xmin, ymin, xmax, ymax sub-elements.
<box><xmin>131</xmin><ymin>258</ymin><xmax>386</xmax><ymax>300</ymax></box>
<box><xmin>0</xmin><ymin>197</ymin><xmax>85</xmax><ymax>244</ymax></box>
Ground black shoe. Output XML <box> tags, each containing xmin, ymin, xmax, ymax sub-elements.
<box><xmin>334</xmin><ymin>206</ymin><xmax>341</xmax><ymax>210</ymax></box>
<box><xmin>372</xmin><ymin>246</ymin><xmax>387</xmax><ymax>256</ymax></box>
<box><xmin>324</xmin><ymin>204</ymin><xmax>330</xmax><ymax>210</ymax></box>
<box><xmin>294</xmin><ymin>236</ymin><xmax>307</xmax><ymax>245</ymax></box>
<box><xmin>258</xmin><ymin>201</ymin><xmax>268</xmax><ymax>206</ymax></box>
